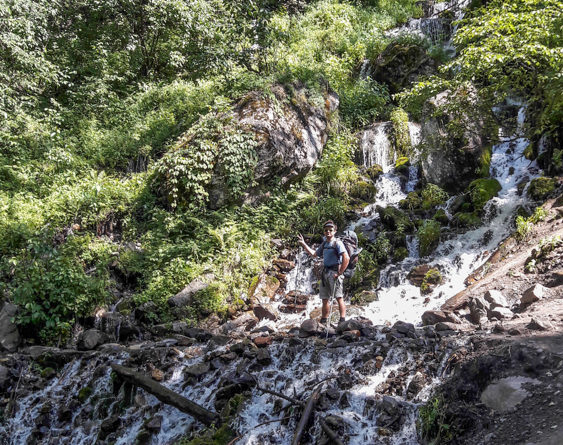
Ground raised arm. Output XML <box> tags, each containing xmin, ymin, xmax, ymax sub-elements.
<box><xmin>298</xmin><ymin>233</ymin><xmax>317</xmax><ymax>257</ymax></box>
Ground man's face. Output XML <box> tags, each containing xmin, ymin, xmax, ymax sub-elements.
<box><xmin>324</xmin><ymin>226</ymin><xmax>335</xmax><ymax>240</ymax></box>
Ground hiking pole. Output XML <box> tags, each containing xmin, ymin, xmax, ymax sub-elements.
<box><xmin>326</xmin><ymin>273</ymin><xmax>337</xmax><ymax>339</ymax></box>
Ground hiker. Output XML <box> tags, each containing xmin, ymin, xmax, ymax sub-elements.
<box><xmin>298</xmin><ymin>220</ymin><xmax>349</xmax><ymax>325</ymax></box>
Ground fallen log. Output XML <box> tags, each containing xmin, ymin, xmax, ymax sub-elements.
<box><xmin>256</xmin><ymin>385</ymin><xmax>304</xmax><ymax>406</ymax></box>
<box><xmin>319</xmin><ymin>418</ymin><xmax>344</xmax><ymax>445</ymax></box>
<box><xmin>111</xmin><ymin>363</ymin><xmax>220</xmax><ymax>426</ymax></box>
<box><xmin>291</xmin><ymin>386</ymin><xmax>321</xmax><ymax>445</ymax></box>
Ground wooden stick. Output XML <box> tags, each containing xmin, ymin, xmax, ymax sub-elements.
<box><xmin>256</xmin><ymin>385</ymin><xmax>304</xmax><ymax>406</ymax></box>
<box><xmin>111</xmin><ymin>363</ymin><xmax>220</xmax><ymax>426</ymax></box>
<box><xmin>319</xmin><ymin>418</ymin><xmax>345</xmax><ymax>445</ymax></box>
<box><xmin>291</xmin><ymin>386</ymin><xmax>321</xmax><ymax>445</ymax></box>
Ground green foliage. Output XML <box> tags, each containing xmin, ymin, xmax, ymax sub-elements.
<box><xmin>400</xmin><ymin>191</ymin><xmax>422</xmax><ymax>212</ymax></box>
<box><xmin>478</xmin><ymin>145</ymin><xmax>492</xmax><ymax>177</ymax></box>
<box><xmin>468</xmin><ymin>178</ymin><xmax>502</xmax><ymax>211</ymax></box>
<box><xmin>366</xmin><ymin>164</ymin><xmax>384</xmax><ymax>181</ymax></box>
<box><xmin>515</xmin><ymin>206</ymin><xmax>547</xmax><ymax>240</ymax></box>
<box><xmin>454</xmin><ymin>212</ymin><xmax>481</xmax><ymax>228</ymax></box>
<box><xmin>390</xmin><ymin>108</ymin><xmax>411</xmax><ymax>156</ymax></box>
<box><xmin>350</xmin><ymin>180</ymin><xmax>377</xmax><ymax>202</ymax></box>
<box><xmin>418</xmin><ymin>220</ymin><xmax>441</xmax><ymax>257</ymax></box>
<box><xmin>418</xmin><ymin>396</ymin><xmax>453</xmax><ymax>444</ymax></box>
<box><xmin>527</xmin><ymin>176</ymin><xmax>556</xmax><ymax>201</ymax></box>
<box><xmin>393</xmin><ymin>246</ymin><xmax>409</xmax><ymax>261</ymax></box>
<box><xmin>373</xmin><ymin>234</ymin><xmax>392</xmax><ymax>264</ymax></box>
<box><xmin>433</xmin><ymin>209</ymin><xmax>449</xmax><ymax>225</ymax></box>
<box><xmin>400</xmin><ymin>0</ymin><xmax>563</xmax><ymax>139</ymax></box>
<box><xmin>78</xmin><ymin>386</ymin><xmax>93</xmax><ymax>403</ymax></box>
<box><xmin>395</xmin><ymin>156</ymin><xmax>410</xmax><ymax>173</ymax></box>
<box><xmin>421</xmin><ymin>184</ymin><xmax>449</xmax><ymax>210</ymax></box>
<box><xmin>421</xmin><ymin>268</ymin><xmax>442</xmax><ymax>294</ymax></box>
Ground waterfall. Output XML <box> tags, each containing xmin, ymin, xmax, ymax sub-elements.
<box><xmin>360</xmin><ymin>123</ymin><xmax>394</xmax><ymax>171</ymax></box>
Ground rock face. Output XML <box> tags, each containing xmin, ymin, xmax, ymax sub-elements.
<box><xmin>420</xmin><ymin>90</ymin><xmax>487</xmax><ymax>193</ymax></box>
<box><xmin>208</xmin><ymin>84</ymin><xmax>338</xmax><ymax>207</ymax></box>
<box><xmin>77</xmin><ymin>329</ymin><xmax>109</xmax><ymax>351</ymax></box>
<box><xmin>168</xmin><ymin>274</ymin><xmax>214</xmax><ymax>308</ymax></box>
<box><xmin>371</xmin><ymin>41</ymin><xmax>436</xmax><ymax>94</ymax></box>
<box><xmin>0</xmin><ymin>303</ymin><xmax>20</xmax><ymax>352</ymax></box>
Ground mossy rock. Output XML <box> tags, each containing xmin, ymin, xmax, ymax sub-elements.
<box><xmin>421</xmin><ymin>183</ymin><xmax>448</xmax><ymax>210</ymax></box>
<box><xmin>41</xmin><ymin>367</ymin><xmax>56</xmax><ymax>379</ymax></box>
<box><xmin>527</xmin><ymin>177</ymin><xmax>556</xmax><ymax>200</ymax></box>
<box><xmin>394</xmin><ymin>247</ymin><xmax>409</xmax><ymax>261</ymax></box>
<box><xmin>400</xmin><ymin>191</ymin><xmax>422</xmax><ymax>211</ymax></box>
<box><xmin>468</xmin><ymin>178</ymin><xmax>501</xmax><ymax>211</ymax></box>
<box><xmin>350</xmin><ymin>180</ymin><xmax>377</xmax><ymax>202</ymax></box>
<box><xmin>478</xmin><ymin>145</ymin><xmax>492</xmax><ymax>177</ymax></box>
<box><xmin>395</xmin><ymin>156</ymin><xmax>410</xmax><ymax>174</ymax></box>
<box><xmin>417</xmin><ymin>220</ymin><xmax>441</xmax><ymax>257</ymax></box>
<box><xmin>420</xmin><ymin>268</ymin><xmax>442</xmax><ymax>294</ymax></box>
<box><xmin>351</xmin><ymin>290</ymin><xmax>379</xmax><ymax>305</ymax></box>
<box><xmin>377</xmin><ymin>205</ymin><xmax>414</xmax><ymax>232</ymax></box>
<box><xmin>78</xmin><ymin>386</ymin><xmax>93</xmax><ymax>403</ymax></box>
<box><xmin>366</xmin><ymin>164</ymin><xmax>384</xmax><ymax>181</ymax></box>
<box><xmin>433</xmin><ymin>209</ymin><xmax>449</xmax><ymax>225</ymax></box>
<box><xmin>453</xmin><ymin>212</ymin><xmax>481</xmax><ymax>228</ymax></box>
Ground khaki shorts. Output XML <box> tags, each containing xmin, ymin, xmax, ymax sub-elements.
<box><xmin>319</xmin><ymin>269</ymin><xmax>344</xmax><ymax>300</ymax></box>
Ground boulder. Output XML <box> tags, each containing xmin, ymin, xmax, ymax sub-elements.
<box><xmin>520</xmin><ymin>284</ymin><xmax>546</xmax><ymax>305</ymax></box>
<box><xmin>488</xmin><ymin>307</ymin><xmax>513</xmax><ymax>320</ymax></box>
<box><xmin>299</xmin><ymin>319</ymin><xmax>320</xmax><ymax>337</ymax></box>
<box><xmin>484</xmin><ymin>290</ymin><xmax>508</xmax><ymax>308</ymax></box>
<box><xmin>407</xmin><ymin>265</ymin><xmax>432</xmax><ymax>287</ymax></box>
<box><xmin>0</xmin><ymin>303</ymin><xmax>20</xmax><ymax>352</ymax></box>
<box><xmin>272</xmin><ymin>259</ymin><xmax>295</xmax><ymax>272</ymax></box>
<box><xmin>183</xmin><ymin>362</ymin><xmax>211</xmax><ymax>378</ymax></box>
<box><xmin>420</xmin><ymin>90</ymin><xmax>487</xmax><ymax>193</ymax></box>
<box><xmin>391</xmin><ymin>321</ymin><xmax>416</xmax><ymax>338</ymax></box>
<box><xmin>421</xmin><ymin>310</ymin><xmax>450</xmax><ymax>326</ymax></box>
<box><xmin>252</xmin><ymin>304</ymin><xmax>278</xmax><ymax>321</ymax></box>
<box><xmin>248</xmin><ymin>274</ymin><xmax>280</xmax><ymax>305</ymax></box>
<box><xmin>527</xmin><ymin>318</ymin><xmax>551</xmax><ymax>331</ymax></box>
<box><xmin>77</xmin><ymin>329</ymin><xmax>109</xmax><ymax>351</ymax></box>
<box><xmin>168</xmin><ymin>274</ymin><xmax>214</xmax><ymax>308</ymax></box>
<box><xmin>469</xmin><ymin>296</ymin><xmax>489</xmax><ymax>325</ymax></box>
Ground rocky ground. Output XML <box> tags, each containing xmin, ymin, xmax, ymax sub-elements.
<box><xmin>0</xmin><ymin>196</ymin><xmax>561</xmax><ymax>444</ymax></box>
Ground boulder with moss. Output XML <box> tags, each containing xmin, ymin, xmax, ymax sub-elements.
<box><xmin>417</xmin><ymin>220</ymin><xmax>441</xmax><ymax>257</ymax></box>
<box><xmin>420</xmin><ymin>89</ymin><xmax>490</xmax><ymax>193</ymax></box>
<box><xmin>350</xmin><ymin>179</ymin><xmax>378</xmax><ymax>202</ymax></box>
<box><xmin>366</xmin><ymin>164</ymin><xmax>384</xmax><ymax>181</ymax></box>
<box><xmin>468</xmin><ymin>178</ymin><xmax>501</xmax><ymax>211</ymax></box>
<box><xmin>377</xmin><ymin>206</ymin><xmax>414</xmax><ymax>232</ymax></box>
<box><xmin>527</xmin><ymin>177</ymin><xmax>557</xmax><ymax>201</ymax></box>
<box><xmin>453</xmin><ymin>212</ymin><xmax>481</xmax><ymax>228</ymax></box>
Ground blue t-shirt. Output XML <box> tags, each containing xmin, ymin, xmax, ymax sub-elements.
<box><xmin>316</xmin><ymin>238</ymin><xmax>346</xmax><ymax>268</ymax></box>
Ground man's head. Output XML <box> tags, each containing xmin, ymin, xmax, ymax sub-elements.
<box><xmin>323</xmin><ymin>220</ymin><xmax>337</xmax><ymax>240</ymax></box>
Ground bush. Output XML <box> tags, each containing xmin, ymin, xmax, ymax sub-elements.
<box><xmin>417</xmin><ymin>219</ymin><xmax>441</xmax><ymax>256</ymax></box>
<box><xmin>421</xmin><ymin>183</ymin><xmax>448</xmax><ymax>210</ymax></box>
<box><xmin>468</xmin><ymin>178</ymin><xmax>501</xmax><ymax>211</ymax></box>
<box><xmin>527</xmin><ymin>177</ymin><xmax>556</xmax><ymax>201</ymax></box>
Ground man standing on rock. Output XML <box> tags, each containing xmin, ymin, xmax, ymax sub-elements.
<box><xmin>298</xmin><ymin>220</ymin><xmax>349</xmax><ymax>325</ymax></box>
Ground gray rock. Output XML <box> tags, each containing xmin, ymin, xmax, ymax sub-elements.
<box><xmin>220</xmin><ymin>312</ymin><xmax>258</xmax><ymax>334</ymax></box>
<box><xmin>336</xmin><ymin>319</ymin><xmax>365</xmax><ymax>333</ymax></box>
<box><xmin>183</xmin><ymin>361</ymin><xmax>210</xmax><ymax>378</ymax></box>
<box><xmin>527</xmin><ymin>318</ymin><xmax>551</xmax><ymax>331</ymax></box>
<box><xmin>469</xmin><ymin>296</ymin><xmax>490</xmax><ymax>325</ymax></box>
<box><xmin>488</xmin><ymin>307</ymin><xmax>513</xmax><ymax>320</ymax></box>
<box><xmin>520</xmin><ymin>284</ymin><xmax>546</xmax><ymax>305</ymax></box>
<box><xmin>299</xmin><ymin>319</ymin><xmax>319</xmax><ymax>337</ymax></box>
<box><xmin>168</xmin><ymin>274</ymin><xmax>214</xmax><ymax>308</ymax></box>
<box><xmin>0</xmin><ymin>303</ymin><xmax>20</xmax><ymax>352</ymax></box>
<box><xmin>392</xmin><ymin>320</ymin><xmax>416</xmax><ymax>338</ymax></box>
<box><xmin>252</xmin><ymin>304</ymin><xmax>278</xmax><ymax>321</ymax></box>
<box><xmin>0</xmin><ymin>364</ymin><xmax>9</xmax><ymax>390</ymax></box>
<box><xmin>77</xmin><ymin>329</ymin><xmax>109</xmax><ymax>351</ymax></box>
<box><xmin>421</xmin><ymin>310</ymin><xmax>449</xmax><ymax>325</ymax></box>
<box><xmin>435</xmin><ymin>322</ymin><xmax>461</xmax><ymax>331</ymax></box>
<box><xmin>484</xmin><ymin>290</ymin><xmax>508</xmax><ymax>308</ymax></box>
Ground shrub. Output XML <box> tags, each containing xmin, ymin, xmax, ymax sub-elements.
<box><xmin>421</xmin><ymin>183</ymin><xmax>448</xmax><ymax>210</ymax></box>
<box><xmin>527</xmin><ymin>177</ymin><xmax>556</xmax><ymax>201</ymax></box>
<box><xmin>417</xmin><ymin>219</ymin><xmax>441</xmax><ymax>256</ymax></box>
<box><xmin>421</xmin><ymin>268</ymin><xmax>442</xmax><ymax>294</ymax></box>
<box><xmin>468</xmin><ymin>178</ymin><xmax>501</xmax><ymax>211</ymax></box>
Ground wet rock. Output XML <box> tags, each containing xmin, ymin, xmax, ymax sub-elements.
<box><xmin>435</xmin><ymin>322</ymin><xmax>461</xmax><ymax>331</ymax></box>
<box><xmin>283</xmin><ymin>290</ymin><xmax>310</xmax><ymax>305</ymax></box>
<box><xmin>220</xmin><ymin>312</ymin><xmax>258</xmax><ymax>334</ymax></box>
<box><xmin>151</xmin><ymin>368</ymin><xmax>164</xmax><ymax>382</ymax></box>
<box><xmin>0</xmin><ymin>303</ymin><xmax>20</xmax><ymax>352</ymax></box>
<box><xmin>183</xmin><ymin>361</ymin><xmax>211</xmax><ymax>379</ymax></box>
<box><xmin>520</xmin><ymin>283</ymin><xmax>546</xmax><ymax>305</ymax></box>
<box><xmin>484</xmin><ymin>290</ymin><xmax>508</xmax><ymax>308</ymax></box>
<box><xmin>407</xmin><ymin>264</ymin><xmax>432</xmax><ymax>286</ymax></box>
<box><xmin>421</xmin><ymin>310</ymin><xmax>449</xmax><ymax>325</ymax></box>
<box><xmin>337</xmin><ymin>319</ymin><xmax>366</xmax><ymax>333</ymax></box>
<box><xmin>272</xmin><ymin>258</ymin><xmax>295</xmax><ymax>272</ymax></box>
<box><xmin>391</xmin><ymin>321</ymin><xmax>416</xmax><ymax>338</ymax></box>
<box><xmin>377</xmin><ymin>396</ymin><xmax>407</xmax><ymax>431</ymax></box>
<box><xmin>77</xmin><ymin>329</ymin><xmax>109</xmax><ymax>350</ymax></box>
<box><xmin>527</xmin><ymin>318</ymin><xmax>551</xmax><ymax>331</ymax></box>
<box><xmin>146</xmin><ymin>415</ymin><xmax>162</xmax><ymax>433</ymax></box>
<box><xmin>406</xmin><ymin>373</ymin><xmax>426</xmax><ymax>400</ymax></box>
<box><xmin>208</xmin><ymin>335</ymin><xmax>230</xmax><ymax>347</ymax></box>
<box><xmin>352</xmin><ymin>290</ymin><xmax>379</xmax><ymax>305</ymax></box>
<box><xmin>252</xmin><ymin>304</ymin><xmax>278</xmax><ymax>321</ymax></box>
<box><xmin>41</xmin><ymin>367</ymin><xmax>56</xmax><ymax>379</ymax></box>
<box><xmin>469</xmin><ymin>296</ymin><xmax>489</xmax><ymax>324</ymax></box>
<box><xmin>299</xmin><ymin>319</ymin><xmax>319</xmax><ymax>337</ymax></box>
<box><xmin>488</xmin><ymin>307</ymin><xmax>513</xmax><ymax>320</ymax></box>
<box><xmin>253</xmin><ymin>336</ymin><xmax>272</xmax><ymax>348</ymax></box>
<box><xmin>185</xmin><ymin>328</ymin><xmax>213</xmax><ymax>342</ymax></box>
<box><xmin>256</xmin><ymin>348</ymin><xmax>272</xmax><ymax>365</ymax></box>
<box><xmin>168</xmin><ymin>274</ymin><xmax>214</xmax><ymax>308</ymax></box>
<box><xmin>279</xmin><ymin>304</ymin><xmax>307</xmax><ymax>314</ymax></box>
<box><xmin>0</xmin><ymin>364</ymin><xmax>9</xmax><ymax>390</ymax></box>
<box><xmin>98</xmin><ymin>415</ymin><xmax>121</xmax><ymax>440</ymax></box>
<box><xmin>249</xmin><ymin>274</ymin><xmax>280</xmax><ymax>305</ymax></box>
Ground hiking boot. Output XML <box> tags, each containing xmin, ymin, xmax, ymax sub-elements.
<box><xmin>320</xmin><ymin>318</ymin><xmax>328</xmax><ymax>324</ymax></box>
<box><xmin>338</xmin><ymin>317</ymin><xmax>346</xmax><ymax>324</ymax></box>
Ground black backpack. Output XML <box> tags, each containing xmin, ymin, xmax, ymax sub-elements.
<box><xmin>322</xmin><ymin>230</ymin><xmax>362</xmax><ymax>278</ymax></box>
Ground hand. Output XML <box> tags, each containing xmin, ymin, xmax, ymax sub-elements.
<box><xmin>334</xmin><ymin>272</ymin><xmax>340</xmax><ymax>279</ymax></box>
<box><xmin>297</xmin><ymin>233</ymin><xmax>306</xmax><ymax>246</ymax></box>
